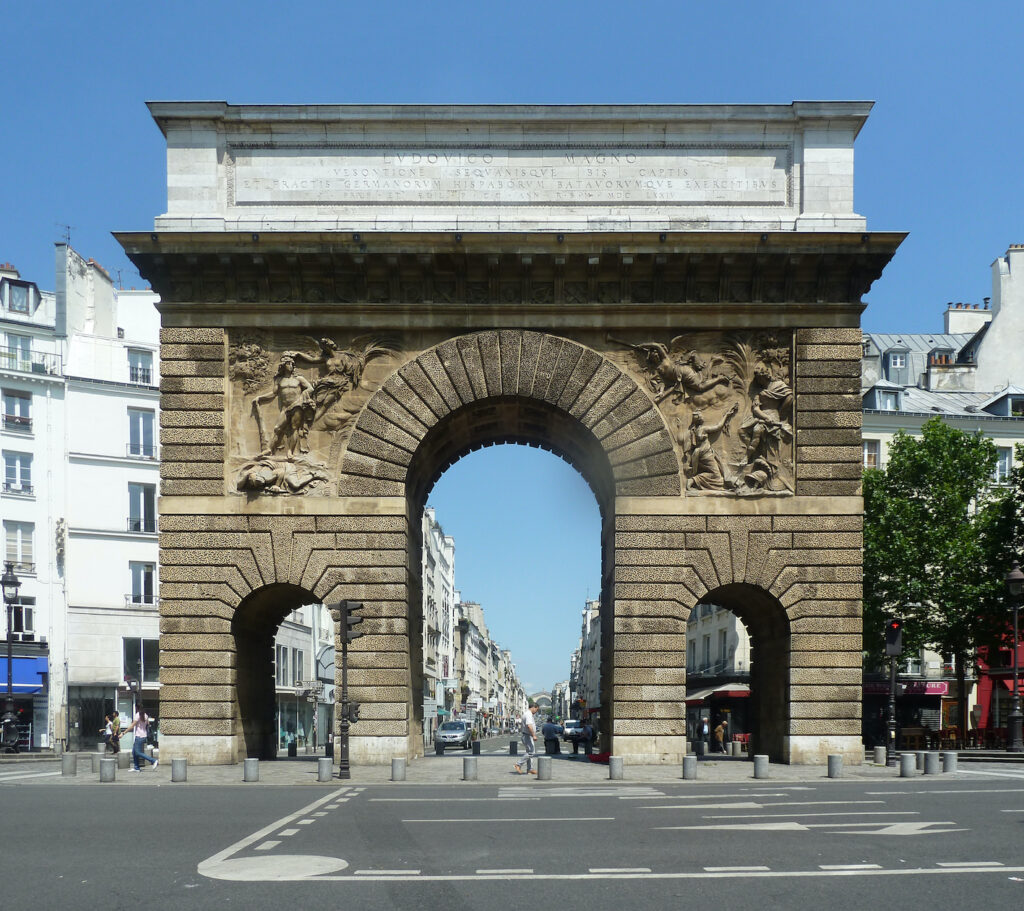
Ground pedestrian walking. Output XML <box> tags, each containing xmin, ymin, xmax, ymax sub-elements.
<box><xmin>513</xmin><ymin>702</ymin><xmax>540</xmax><ymax>775</ymax></box>
<box><xmin>714</xmin><ymin>719</ymin><xmax>727</xmax><ymax>753</ymax></box>
<box><xmin>581</xmin><ymin>720</ymin><xmax>594</xmax><ymax>755</ymax></box>
<box><xmin>100</xmin><ymin>715</ymin><xmax>113</xmax><ymax>752</ymax></box>
<box><xmin>127</xmin><ymin>705</ymin><xmax>159</xmax><ymax>772</ymax></box>
<box><xmin>110</xmin><ymin>710</ymin><xmax>122</xmax><ymax>754</ymax></box>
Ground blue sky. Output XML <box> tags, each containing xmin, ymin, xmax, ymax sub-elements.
<box><xmin>3</xmin><ymin>2</ymin><xmax>1021</xmax><ymax>691</ymax></box>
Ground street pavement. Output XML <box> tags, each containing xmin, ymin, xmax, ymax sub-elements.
<box><xmin>2</xmin><ymin>742</ymin><xmax>1024</xmax><ymax>910</ymax></box>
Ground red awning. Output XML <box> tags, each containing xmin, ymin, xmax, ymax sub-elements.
<box><xmin>998</xmin><ymin>678</ymin><xmax>1023</xmax><ymax>695</ymax></box>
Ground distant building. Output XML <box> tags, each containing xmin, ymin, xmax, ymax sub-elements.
<box><xmin>421</xmin><ymin>507</ymin><xmax>455</xmax><ymax>741</ymax></box>
<box><xmin>570</xmin><ymin>599</ymin><xmax>601</xmax><ymax>725</ymax></box>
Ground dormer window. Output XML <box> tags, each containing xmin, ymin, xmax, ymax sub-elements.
<box><xmin>878</xmin><ymin>391</ymin><xmax>899</xmax><ymax>411</ymax></box>
<box><xmin>885</xmin><ymin>350</ymin><xmax>909</xmax><ymax>385</ymax></box>
<box><xmin>889</xmin><ymin>353</ymin><xmax>905</xmax><ymax>369</ymax></box>
<box><xmin>2</xmin><ymin>278</ymin><xmax>38</xmax><ymax>315</ymax></box>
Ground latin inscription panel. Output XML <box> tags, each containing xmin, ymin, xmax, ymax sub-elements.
<box><xmin>229</xmin><ymin>145</ymin><xmax>790</xmax><ymax>207</ymax></box>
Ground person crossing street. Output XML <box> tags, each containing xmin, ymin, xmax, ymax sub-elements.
<box><xmin>513</xmin><ymin>702</ymin><xmax>540</xmax><ymax>775</ymax></box>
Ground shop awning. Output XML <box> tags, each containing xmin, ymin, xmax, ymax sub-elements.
<box><xmin>436</xmin><ymin>708</ymin><xmax>450</xmax><ymax>716</ymax></box>
<box><xmin>998</xmin><ymin>678</ymin><xmax>1022</xmax><ymax>695</ymax></box>
<box><xmin>10</xmin><ymin>656</ymin><xmax>48</xmax><ymax>693</ymax></box>
<box><xmin>685</xmin><ymin>683</ymin><xmax>750</xmax><ymax>705</ymax></box>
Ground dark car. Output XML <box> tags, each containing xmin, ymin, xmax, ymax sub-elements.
<box><xmin>434</xmin><ymin>720</ymin><xmax>473</xmax><ymax>751</ymax></box>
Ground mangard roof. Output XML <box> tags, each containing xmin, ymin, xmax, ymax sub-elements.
<box><xmin>865</xmin><ymin>332</ymin><xmax>974</xmax><ymax>353</ymax></box>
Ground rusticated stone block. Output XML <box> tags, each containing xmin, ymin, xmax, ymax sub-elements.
<box><xmin>790</xmin><ymin>701</ymin><xmax>861</xmax><ymax>720</ymax></box>
<box><xmin>795</xmin><ymin>377</ymin><xmax>860</xmax><ymax>395</ymax></box>
<box><xmin>348</xmin><ymin>720</ymin><xmax>408</xmax><ymax>737</ymax></box>
<box><xmin>160</xmin><ymin>462</ymin><xmax>223</xmax><ymax>480</ymax></box>
<box><xmin>614</xmin><ymin>651</ymin><xmax>685</xmax><ymax>669</ymax></box>
<box><xmin>613</xmin><ymin>685</ymin><xmax>687</xmax><ymax>701</ymax></box>
<box><xmin>160</xmin><ymin>393</ymin><xmax>225</xmax><ymax>412</ymax></box>
<box><xmin>772</xmin><ymin>515</ymin><xmax>862</xmax><ymax>532</ymax></box>
<box><xmin>159</xmin><ymin>717</ymin><xmax>235</xmax><ymax>737</ymax></box>
<box><xmin>614</xmin><ymin>701</ymin><xmax>685</xmax><ymax>719</ymax></box>
<box><xmin>787</xmin><ymin>599</ymin><xmax>862</xmax><ymax>620</ymax></box>
<box><xmin>161</xmin><ymin>410</ymin><xmax>224</xmax><ymax>428</ymax></box>
<box><xmin>789</xmin><ymin>650</ymin><xmax>862</xmax><ymax>668</ymax></box>
<box><xmin>159</xmin><ymin>360</ymin><xmax>225</xmax><ymax>378</ymax></box>
<box><xmin>796</xmin><ymin>428</ymin><xmax>862</xmax><ymax>446</ymax></box>
<box><xmin>159</xmin><ymin>666</ymin><xmax>235</xmax><ymax>686</ymax></box>
<box><xmin>797</xmin><ymin>446</ymin><xmax>861</xmax><ymax>463</ymax></box>
<box><xmin>159</xmin><ymin>648</ymin><xmax>235</xmax><ymax>668</ymax></box>
<box><xmin>614</xmin><ymin>633</ymin><xmax>688</xmax><ymax>651</ymax></box>
<box><xmin>789</xmin><ymin>719</ymin><xmax>860</xmax><ymax>736</ymax></box>
<box><xmin>160</xmin><ymin>616</ymin><xmax>232</xmax><ymax>636</ymax></box>
<box><xmin>160</xmin><ymin>376</ymin><xmax>225</xmax><ymax>393</ymax></box>
<box><xmin>347</xmin><ymin>687</ymin><xmax>409</xmax><ymax>703</ymax></box>
<box><xmin>797</xmin><ymin>411</ymin><xmax>862</xmax><ymax>429</ymax></box>
<box><xmin>160</xmin><ymin>343</ymin><xmax>225</xmax><ymax>361</ymax></box>
<box><xmin>797</xmin><ymin>359</ymin><xmax>861</xmax><ymax>378</ymax></box>
<box><xmin>612</xmin><ymin>719</ymin><xmax>686</xmax><ymax>736</ymax></box>
<box><xmin>160</xmin><ymin>684</ymin><xmax>235</xmax><ymax>703</ymax></box>
<box><xmin>615</xmin><ymin>668</ymin><xmax>688</xmax><ymax>687</ymax></box>
<box><xmin>347</xmin><ymin>652</ymin><xmax>409</xmax><ymax>669</ymax></box>
<box><xmin>346</xmin><ymin>668</ymin><xmax>411</xmax><ymax>687</ymax></box>
<box><xmin>791</xmin><ymin>633</ymin><xmax>862</xmax><ymax>652</ymax></box>
<box><xmin>160</xmin><ymin>427</ymin><xmax>225</xmax><ymax>445</ymax></box>
<box><xmin>797</xmin><ymin>344</ymin><xmax>862</xmax><ymax>361</ymax></box>
<box><xmin>612</xmin><ymin>597</ymin><xmax>687</xmax><ymax>618</ymax></box>
<box><xmin>793</xmin><ymin>532</ymin><xmax>862</xmax><ymax>549</ymax></box>
<box><xmin>159</xmin><ymin>701</ymin><xmax>234</xmax><ymax>720</ymax></box>
<box><xmin>798</xmin><ymin>393</ymin><xmax>861</xmax><ymax>412</ymax></box>
<box><xmin>160</xmin><ymin>445</ymin><xmax>224</xmax><ymax>463</ymax></box>
<box><xmin>616</xmin><ymin>514</ymin><xmax>708</xmax><ymax>533</ymax></box>
<box><xmin>357</xmin><ymin>703</ymin><xmax>410</xmax><ymax>721</ymax></box>
<box><xmin>797</xmin><ymin>328</ymin><xmax>862</xmax><ymax>344</ymax></box>
<box><xmin>796</xmin><ymin>463</ymin><xmax>865</xmax><ymax>480</ymax></box>
<box><xmin>161</xmin><ymin>327</ymin><xmax>225</xmax><ymax>344</ymax></box>
<box><xmin>160</xmin><ymin>633</ymin><xmax>234</xmax><ymax>651</ymax></box>
<box><xmin>315</xmin><ymin>516</ymin><xmax>406</xmax><ymax>533</ymax></box>
<box><xmin>789</xmin><ymin>685</ymin><xmax>862</xmax><ymax>703</ymax></box>
<box><xmin>789</xmin><ymin>667</ymin><xmax>862</xmax><ymax>686</ymax></box>
<box><xmin>790</xmin><ymin>616</ymin><xmax>862</xmax><ymax>634</ymax></box>
<box><xmin>613</xmin><ymin>617</ymin><xmax>687</xmax><ymax>635</ymax></box>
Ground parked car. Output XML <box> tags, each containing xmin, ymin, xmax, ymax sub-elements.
<box><xmin>434</xmin><ymin>720</ymin><xmax>473</xmax><ymax>751</ymax></box>
<box><xmin>561</xmin><ymin>719</ymin><xmax>583</xmax><ymax>743</ymax></box>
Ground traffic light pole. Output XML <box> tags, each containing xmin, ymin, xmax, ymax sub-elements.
<box><xmin>886</xmin><ymin>655</ymin><xmax>898</xmax><ymax>767</ymax></box>
<box><xmin>338</xmin><ymin>632</ymin><xmax>351</xmax><ymax>779</ymax></box>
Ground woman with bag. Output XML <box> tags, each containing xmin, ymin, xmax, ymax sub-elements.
<box><xmin>127</xmin><ymin>705</ymin><xmax>159</xmax><ymax>772</ymax></box>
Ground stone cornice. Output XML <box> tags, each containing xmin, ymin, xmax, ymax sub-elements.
<box><xmin>117</xmin><ymin>231</ymin><xmax>903</xmax><ymax>328</ymax></box>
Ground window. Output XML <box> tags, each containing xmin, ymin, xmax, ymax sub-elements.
<box><xmin>128</xmin><ymin>483</ymin><xmax>156</xmax><ymax>533</ymax></box>
<box><xmin>5</xmin><ymin>281</ymin><xmax>31</xmax><ymax>314</ymax></box>
<box><xmin>863</xmin><ymin>439</ymin><xmax>880</xmax><ymax>469</ymax></box>
<box><xmin>889</xmin><ymin>353</ymin><xmax>906</xmax><ymax>369</ymax></box>
<box><xmin>128</xmin><ymin>349</ymin><xmax>153</xmax><ymax>385</ymax></box>
<box><xmin>12</xmin><ymin>597</ymin><xmax>34</xmax><ymax>635</ymax></box>
<box><xmin>3</xmin><ymin>451</ymin><xmax>32</xmax><ymax>494</ymax></box>
<box><xmin>702</xmin><ymin>635</ymin><xmax>711</xmax><ymax>668</ymax></box>
<box><xmin>994</xmin><ymin>447</ymin><xmax>1012</xmax><ymax>484</ymax></box>
<box><xmin>688</xmin><ymin>639</ymin><xmax>696</xmax><ymax>670</ymax></box>
<box><xmin>4</xmin><ymin>334</ymin><xmax>31</xmax><ymax>371</ymax></box>
<box><xmin>878</xmin><ymin>391</ymin><xmax>898</xmax><ymax>411</ymax></box>
<box><xmin>128</xmin><ymin>409</ymin><xmax>156</xmax><ymax>458</ymax></box>
<box><xmin>4</xmin><ymin>520</ymin><xmax>33</xmax><ymax>572</ymax></box>
<box><xmin>718</xmin><ymin>629</ymin><xmax>728</xmax><ymax>664</ymax></box>
<box><xmin>2</xmin><ymin>389</ymin><xmax>31</xmax><ymax>431</ymax></box>
<box><xmin>292</xmin><ymin>648</ymin><xmax>305</xmax><ymax>686</ymax></box>
<box><xmin>129</xmin><ymin>561</ymin><xmax>156</xmax><ymax>605</ymax></box>
<box><xmin>275</xmin><ymin>644</ymin><xmax>290</xmax><ymax>687</ymax></box>
<box><xmin>123</xmin><ymin>637</ymin><xmax>160</xmax><ymax>684</ymax></box>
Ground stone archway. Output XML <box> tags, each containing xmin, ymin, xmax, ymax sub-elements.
<box><xmin>119</xmin><ymin>101</ymin><xmax>903</xmax><ymax>767</ymax></box>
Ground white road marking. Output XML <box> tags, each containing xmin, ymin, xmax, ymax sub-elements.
<box><xmin>255</xmin><ymin>841</ymin><xmax>280</xmax><ymax>851</ymax></box>
<box><xmin>658</xmin><ymin>820</ymin><xmax>962</xmax><ymax>835</ymax></box>
<box><xmin>497</xmin><ymin>786</ymin><xmax>663</xmax><ymax>798</ymax></box>
<box><xmin>590</xmin><ymin>867</ymin><xmax>652</xmax><ymax>873</ymax></box>
<box><xmin>0</xmin><ymin>771</ymin><xmax>61</xmax><ymax>782</ymax></box>
<box><xmin>703</xmin><ymin>811</ymin><xmax>918</xmax><ymax>820</ymax></box>
<box><xmin>624</xmin><ymin>793</ymin><xmax>788</xmax><ymax>801</ymax></box>
<box><xmin>478</xmin><ymin>868</ymin><xmax>534</xmax><ymax>874</ymax></box>
<box><xmin>279</xmin><ymin>828</ymin><xmax>299</xmax><ymax>837</ymax></box>
<box><xmin>297</xmin><ymin>819</ymin><xmax>315</xmax><ymax>825</ymax></box>
<box><xmin>354</xmin><ymin>869</ymin><xmax>420</xmax><ymax>876</ymax></box>
<box><xmin>649</xmin><ymin>800</ymin><xmax>883</xmax><ymax>811</ymax></box>
<box><xmin>312</xmin><ymin>812</ymin><xmax>327</xmax><ymax>817</ymax></box>
<box><xmin>371</xmin><ymin>797</ymin><xmax>541</xmax><ymax>802</ymax></box>
<box><xmin>820</xmin><ymin>864</ymin><xmax>882</xmax><ymax>870</ymax></box>
<box><xmin>935</xmin><ymin>861</ymin><xmax>1004</xmax><ymax>867</ymax></box>
<box><xmin>704</xmin><ymin>866</ymin><xmax>770</xmax><ymax>872</ymax></box>
<box><xmin>402</xmin><ymin>816</ymin><xmax>614</xmax><ymax>823</ymax></box>
<box><xmin>951</xmin><ymin>768</ymin><xmax>1024</xmax><ymax>780</ymax></box>
<box><xmin>839</xmin><ymin>822</ymin><xmax>965</xmax><ymax>836</ymax></box>
<box><xmin>867</xmin><ymin>788</ymin><xmax>1024</xmax><ymax>796</ymax></box>
<box><xmin>999</xmin><ymin>809</ymin><xmax>1024</xmax><ymax>812</ymax></box>
<box><xmin>650</xmin><ymin>802</ymin><xmax>765</xmax><ymax>810</ymax></box>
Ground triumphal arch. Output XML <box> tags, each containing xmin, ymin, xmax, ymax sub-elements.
<box><xmin>118</xmin><ymin>102</ymin><xmax>902</xmax><ymax>766</ymax></box>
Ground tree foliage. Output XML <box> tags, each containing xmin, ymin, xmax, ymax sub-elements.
<box><xmin>863</xmin><ymin>418</ymin><xmax>1016</xmax><ymax>672</ymax></box>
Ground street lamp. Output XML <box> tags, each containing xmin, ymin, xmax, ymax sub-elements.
<box><xmin>1005</xmin><ymin>562</ymin><xmax>1024</xmax><ymax>753</ymax></box>
<box><xmin>1</xmin><ymin>561</ymin><xmax>22</xmax><ymax>750</ymax></box>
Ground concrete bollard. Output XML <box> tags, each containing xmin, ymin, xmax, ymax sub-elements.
<box><xmin>99</xmin><ymin>758</ymin><xmax>116</xmax><ymax>782</ymax></box>
<box><xmin>924</xmin><ymin>751</ymin><xmax>941</xmax><ymax>775</ymax></box>
<box><xmin>537</xmin><ymin>756</ymin><xmax>552</xmax><ymax>780</ymax></box>
<box><xmin>97</xmin><ymin>741</ymin><xmax>107</xmax><ymax>754</ymax></box>
<box><xmin>694</xmin><ymin>740</ymin><xmax>706</xmax><ymax>757</ymax></box>
<box><xmin>753</xmin><ymin>755</ymin><xmax>770</xmax><ymax>779</ymax></box>
<box><xmin>873</xmin><ymin>746</ymin><xmax>886</xmax><ymax>765</ymax></box>
<box><xmin>463</xmin><ymin>756</ymin><xmax>477</xmax><ymax>781</ymax></box>
<box><xmin>116</xmin><ymin>751</ymin><xmax>131</xmax><ymax>770</ymax></box>
<box><xmin>91</xmin><ymin>752</ymin><xmax>103</xmax><ymax>773</ymax></box>
<box><xmin>682</xmin><ymin>755</ymin><xmax>698</xmax><ymax>780</ymax></box>
<box><xmin>390</xmin><ymin>757</ymin><xmax>406</xmax><ymax>782</ymax></box>
<box><xmin>434</xmin><ymin>741</ymin><xmax>444</xmax><ymax>756</ymax></box>
<box><xmin>609</xmin><ymin>756</ymin><xmax>624</xmax><ymax>780</ymax></box>
<box><xmin>827</xmin><ymin>754</ymin><xmax>843</xmax><ymax>779</ymax></box>
<box><xmin>243</xmin><ymin>758</ymin><xmax>259</xmax><ymax>782</ymax></box>
<box><xmin>899</xmin><ymin>753</ymin><xmax>916</xmax><ymax>777</ymax></box>
<box><xmin>941</xmin><ymin>751</ymin><xmax>958</xmax><ymax>774</ymax></box>
<box><xmin>730</xmin><ymin>741</ymin><xmax>742</xmax><ymax>757</ymax></box>
<box><xmin>509</xmin><ymin>740</ymin><xmax>518</xmax><ymax>756</ymax></box>
<box><xmin>171</xmin><ymin>758</ymin><xmax>188</xmax><ymax>782</ymax></box>
<box><xmin>472</xmin><ymin>741</ymin><xmax>481</xmax><ymax>755</ymax></box>
<box><xmin>916</xmin><ymin>751</ymin><xmax>926</xmax><ymax>771</ymax></box>
<box><xmin>61</xmin><ymin>753</ymin><xmax>77</xmax><ymax>776</ymax></box>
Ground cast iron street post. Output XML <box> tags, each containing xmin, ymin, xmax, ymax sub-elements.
<box><xmin>1</xmin><ymin>562</ymin><xmax>22</xmax><ymax>750</ymax></box>
<box><xmin>334</xmin><ymin>600</ymin><xmax>365</xmax><ymax>779</ymax></box>
<box><xmin>1006</xmin><ymin>563</ymin><xmax>1023</xmax><ymax>753</ymax></box>
<box><xmin>885</xmin><ymin>618</ymin><xmax>904</xmax><ymax>768</ymax></box>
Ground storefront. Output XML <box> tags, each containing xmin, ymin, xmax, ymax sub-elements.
<box><xmin>685</xmin><ymin>683</ymin><xmax>750</xmax><ymax>745</ymax></box>
<box><xmin>861</xmin><ymin>680</ymin><xmax>951</xmax><ymax>747</ymax></box>
<box><xmin>7</xmin><ymin>654</ymin><xmax>48</xmax><ymax>750</ymax></box>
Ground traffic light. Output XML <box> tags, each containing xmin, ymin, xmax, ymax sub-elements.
<box><xmin>341</xmin><ymin>600</ymin><xmax>365</xmax><ymax>643</ymax></box>
<box><xmin>885</xmin><ymin>618</ymin><xmax>904</xmax><ymax>657</ymax></box>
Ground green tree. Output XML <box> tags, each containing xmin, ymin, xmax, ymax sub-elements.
<box><xmin>863</xmin><ymin>417</ymin><xmax>1016</xmax><ymax>737</ymax></box>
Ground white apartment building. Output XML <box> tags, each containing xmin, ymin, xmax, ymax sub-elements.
<box><xmin>421</xmin><ymin>507</ymin><xmax>455</xmax><ymax>740</ymax></box>
<box><xmin>570</xmin><ymin>599</ymin><xmax>601</xmax><ymax>724</ymax></box>
<box><xmin>274</xmin><ymin>602</ymin><xmax>335</xmax><ymax>753</ymax></box>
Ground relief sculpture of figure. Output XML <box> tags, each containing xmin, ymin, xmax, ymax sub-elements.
<box><xmin>250</xmin><ymin>355</ymin><xmax>316</xmax><ymax>457</ymax></box>
<box><xmin>610</xmin><ymin>335</ymin><xmax>735</xmax><ymax>405</ymax></box>
<box><xmin>738</xmin><ymin>365</ymin><xmax>793</xmax><ymax>490</ymax></box>
<box><xmin>683</xmin><ymin>403</ymin><xmax>739</xmax><ymax>490</ymax></box>
<box><xmin>236</xmin><ymin>455</ymin><xmax>330</xmax><ymax>496</ymax></box>
<box><xmin>288</xmin><ymin>337</ymin><xmax>395</xmax><ymax>428</ymax></box>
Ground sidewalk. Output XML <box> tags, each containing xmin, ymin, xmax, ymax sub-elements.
<box><xmin>27</xmin><ymin>750</ymin><xmax>949</xmax><ymax>786</ymax></box>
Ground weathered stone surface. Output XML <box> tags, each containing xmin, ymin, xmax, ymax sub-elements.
<box><xmin>160</xmin><ymin>327</ymin><xmax>225</xmax><ymax>344</ymax></box>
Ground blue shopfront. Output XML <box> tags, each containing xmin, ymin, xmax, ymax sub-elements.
<box><xmin>6</xmin><ymin>654</ymin><xmax>49</xmax><ymax>750</ymax></box>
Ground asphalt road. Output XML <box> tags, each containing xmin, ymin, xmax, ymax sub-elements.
<box><xmin>2</xmin><ymin>762</ymin><xmax>1023</xmax><ymax>910</ymax></box>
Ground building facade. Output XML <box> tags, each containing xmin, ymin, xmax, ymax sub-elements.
<box><xmin>420</xmin><ymin>507</ymin><xmax>455</xmax><ymax>742</ymax></box>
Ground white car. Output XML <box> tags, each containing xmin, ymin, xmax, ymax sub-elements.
<box><xmin>561</xmin><ymin>719</ymin><xmax>583</xmax><ymax>743</ymax></box>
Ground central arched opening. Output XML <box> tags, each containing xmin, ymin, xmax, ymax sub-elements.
<box><xmin>406</xmin><ymin>396</ymin><xmax>614</xmax><ymax>756</ymax></box>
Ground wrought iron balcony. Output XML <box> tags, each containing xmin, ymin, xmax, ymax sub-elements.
<box><xmin>127</xmin><ymin>517</ymin><xmax>158</xmax><ymax>533</ymax></box>
<box><xmin>2</xmin><ymin>414</ymin><xmax>32</xmax><ymax>432</ymax></box>
<box><xmin>2</xmin><ymin>482</ymin><xmax>33</xmax><ymax>495</ymax></box>
<box><xmin>0</xmin><ymin>345</ymin><xmax>62</xmax><ymax>376</ymax></box>
<box><xmin>126</xmin><ymin>443</ymin><xmax>158</xmax><ymax>459</ymax></box>
<box><xmin>125</xmin><ymin>594</ymin><xmax>159</xmax><ymax>608</ymax></box>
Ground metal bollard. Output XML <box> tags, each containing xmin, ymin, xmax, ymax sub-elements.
<box><xmin>171</xmin><ymin>758</ymin><xmax>188</xmax><ymax>782</ymax></box>
<box><xmin>753</xmin><ymin>754</ymin><xmax>770</xmax><ymax>779</ymax></box>
<box><xmin>463</xmin><ymin>756</ymin><xmax>477</xmax><ymax>781</ymax></box>
<box><xmin>916</xmin><ymin>751</ymin><xmax>926</xmax><ymax>770</ymax></box>
<box><xmin>390</xmin><ymin>757</ymin><xmax>406</xmax><ymax>782</ymax></box>
<box><xmin>509</xmin><ymin>740</ymin><xmax>518</xmax><ymax>756</ymax></box>
<box><xmin>682</xmin><ymin>755</ymin><xmax>698</xmax><ymax>780</ymax></box>
<box><xmin>92</xmin><ymin>752</ymin><xmax>103</xmax><ymax>773</ymax></box>
<box><xmin>899</xmin><ymin>753</ymin><xmax>916</xmax><ymax>777</ymax></box>
<box><xmin>827</xmin><ymin>754</ymin><xmax>843</xmax><ymax>779</ymax></box>
<box><xmin>243</xmin><ymin>758</ymin><xmax>260</xmax><ymax>782</ymax></box>
<box><xmin>924</xmin><ymin>751</ymin><xmax>941</xmax><ymax>775</ymax></box>
<box><xmin>694</xmin><ymin>740</ymin><xmax>706</xmax><ymax>757</ymax></box>
<box><xmin>730</xmin><ymin>741</ymin><xmax>743</xmax><ymax>757</ymax></box>
<box><xmin>116</xmin><ymin>751</ymin><xmax>131</xmax><ymax>770</ymax></box>
<box><xmin>61</xmin><ymin>753</ymin><xmax>77</xmax><ymax>777</ymax></box>
<box><xmin>537</xmin><ymin>756</ymin><xmax>552</xmax><ymax>780</ymax></box>
<box><xmin>941</xmin><ymin>751</ymin><xmax>958</xmax><ymax>774</ymax></box>
<box><xmin>609</xmin><ymin>756</ymin><xmax>624</xmax><ymax>780</ymax></box>
<box><xmin>434</xmin><ymin>741</ymin><xmax>444</xmax><ymax>756</ymax></box>
<box><xmin>472</xmin><ymin>741</ymin><xmax>481</xmax><ymax>755</ymax></box>
<box><xmin>873</xmin><ymin>746</ymin><xmax>886</xmax><ymax>765</ymax></box>
<box><xmin>99</xmin><ymin>757</ymin><xmax>116</xmax><ymax>782</ymax></box>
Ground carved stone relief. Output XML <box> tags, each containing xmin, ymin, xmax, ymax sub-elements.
<box><xmin>610</xmin><ymin>331</ymin><xmax>793</xmax><ymax>494</ymax></box>
<box><xmin>228</xmin><ymin>333</ymin><xmax>399</xmax><ymax>496</ymax></box>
